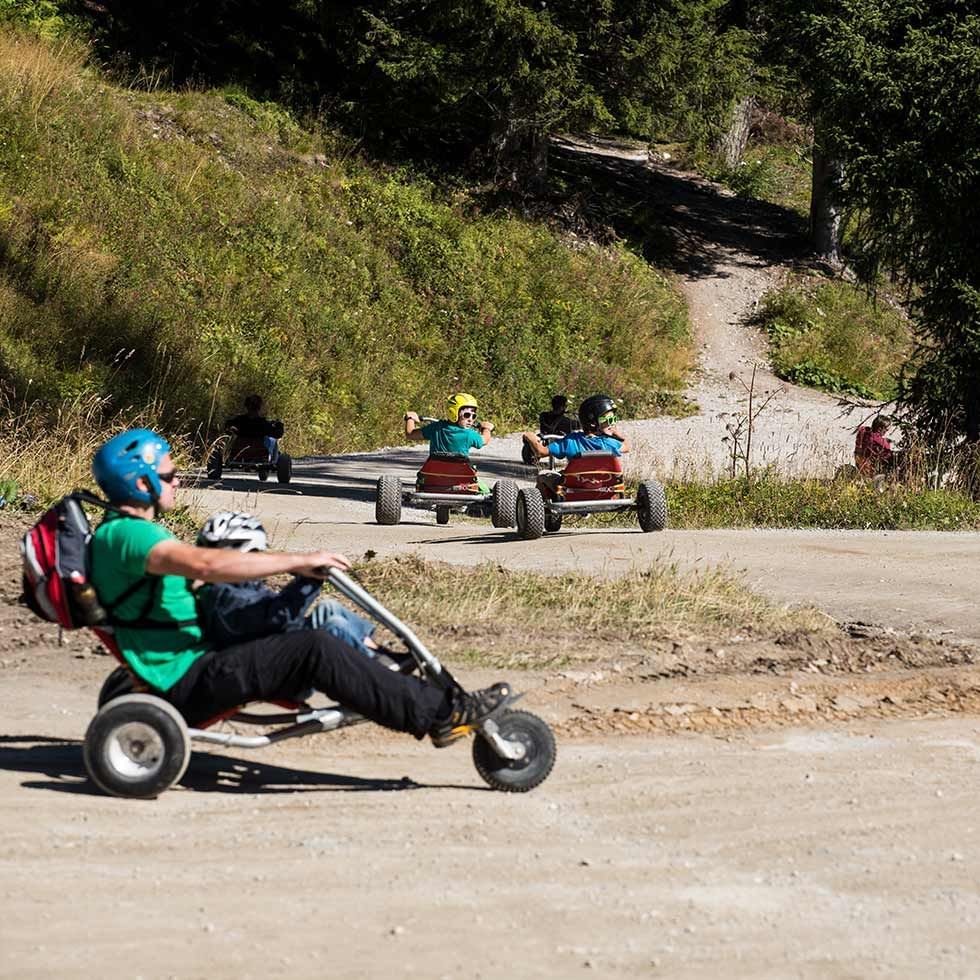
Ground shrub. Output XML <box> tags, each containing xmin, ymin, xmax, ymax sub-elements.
<box><xmin>753</xmin><ymin>274</ymin><xmax>911</xmax><ymax>400</ymax></box>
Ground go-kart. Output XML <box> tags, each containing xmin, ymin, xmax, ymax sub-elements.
<box><xmin>375</xmin><ymin>452</ymin><xmax>518</xmax><ymax>528</ymax></box>
<box><xmin>83</xmin><ymin>568</ymin><xmax>557</xmax><ymax>799</ymax></box>
<box><xmin>515</xmin><ymin>437</ymin><xmax>668</xmax><ymax>539</ymax></box>
<box><xmin>206</xmin><ymin>434</ymin><xmax>292</xmax><ymax>484</ymax></box>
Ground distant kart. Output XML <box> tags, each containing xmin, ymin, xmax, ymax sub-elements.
<box><xmin>376</xmin><ymin>452</ymin><xmax>518</xmax><ymax>528</ymax></box>
<box><xmin>206</xmin><ymin>434</ymin><xmax>293</xmax><ymax>484</ymax></box>
<box><xmin>515</xmin><ymin>437</ymin><xmax>667</xmax><ymax>539</ymax></box>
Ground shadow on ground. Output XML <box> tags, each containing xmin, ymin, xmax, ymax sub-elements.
<box><xmin>0</xmin><ymin>735</ymin><xmax>481</xmax><ymax>795</ymax></box>
<box><xmin>547</xmin><ymin>136</ymin><xmax>810</xmax><ymax>277</ymax></box>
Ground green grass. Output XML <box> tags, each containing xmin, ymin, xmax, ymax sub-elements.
<box><xmin>0</xmin><ymin>30</ymin><xmax>692</xmax><ymax>459</ymax></box>
<box><xmin>751</xmin><ymin>274</ymin><xmax>912</xmax><ymax>400</ymax></box>
<box><xmin>663</xmin><ymin>475</ymin><xmax>980</xmax><ymax>530</ymax></box>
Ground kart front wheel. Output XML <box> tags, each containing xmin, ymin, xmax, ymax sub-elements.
<box><xmin>435</xmin><ymin>505</ymin><xmax>450</xmax><ymax>525</ymax></box>
<box><xmin>515</xmin><ymin>488</ymin><xmax>545</xmax><ymax>540</ymax></box>
<box><xmin>473</xmin><ymin>710</ymin><xmax>556</xmax><ymax>793</ymax></box>
<box><xmin>376</xmin><ymin>475</ymin><xmax>402</xmax><ymax>525</ymax></box>
<box><xmin>491</xmin><ymin>478</ymin><xmax>518</xmax><ymax>528</ymax></box>
<box><xmin>84</xmin><ymin>694</ymin><xmax>190</xmax><ymax>799</ymax></box>
<box><xmin>545</xmin><ymin>510</ymin><xmax>563</xmax><ymax>533</ymax></box>
<box><xmin>257</xmin><ymin>466</ymin><xmax>270</xmax><ymax>482</ymax></box>
<box><xmin>637</xmin><ymin>480</ymin><xmax>668</xmax><ymax>532</ymax></box>
<box><xmin>276</xmin><ymin>453</ymin><xmax>293</xmax><ymax>484</ymax></box>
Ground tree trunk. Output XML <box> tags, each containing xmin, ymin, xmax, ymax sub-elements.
<box><xmin>715</xmin><ymin>96</ymin><xmax>754</xmax><ymax>169</ymax></box>
<box><xmin>809</xmin><ymin>141</ymin><xmax>844</xmax><ymax>265</ymax></box>
<box><xmin>490</xmin><ymin>100</ymin><xmax>548</xmax><ymax>193</ymax></box>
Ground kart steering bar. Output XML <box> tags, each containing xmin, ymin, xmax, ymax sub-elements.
<box><xmin>315</xmin><ymin>566</ymin><xmax>444</xmax><ymax>679</ymax></box>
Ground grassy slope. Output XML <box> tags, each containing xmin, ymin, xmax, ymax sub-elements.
<box><xmin>0</xmin><ymin>31</ymin><xmax>691</xmax><ymax>456</ymax></box>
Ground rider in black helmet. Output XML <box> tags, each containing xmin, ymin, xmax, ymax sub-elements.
<box><xmin>522</xmin><ymin>393</ymin><xmax>629</xmax><ymax>462</ymax></box>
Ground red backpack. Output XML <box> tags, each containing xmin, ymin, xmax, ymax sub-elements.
<box><xmin>20</xmin><ymin>490</ymin><xmax>116</xmax><ymax>630</ymax></box>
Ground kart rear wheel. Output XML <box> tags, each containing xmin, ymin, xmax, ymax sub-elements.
<box><xmin>491</xmin><ymin>478</ymin><xmax>518</xmax><ymax>528</ymax></box>
<box><xmin>257</xmin><ymin>466</ymin><xmax>270</xmax><ymax>482</ymax></box>
<box><xmin>276</xmin><ymin>453</ymin><xmax>293</xmax><ymax>484</ymax></box>
<box><xmin>84</xmin><ymin>694</ymin><xmax>190</xmax><ymax>799</ymax></box>
<box><xmin>515</xmin><ymin>488</ymin><xmax>545</xmax><ymax>540</ymax></box>
<box><xmin>544</xmin><ymin>510</ymin><xmax>563</xmax><ymax>533</ymax></box>
<box><xmin>637</xmin><ymin>480</ymin><xmax>668</xmax><ymax>532</ymax></box>
<box><xmin>473</xmin><ymin>710</ymin><xmax>556</xmax><ymax>793</ymax></box>
<box><xmin>435</xmin><ymin>505</ymin><xmax>451</xmax><ymax>525</ymax></box>
<box><xmin>206</xmin><ymin>449</ymin><xmax>223</xmax><ymax>480</ymax></box>
<box><xmin>375</xmin><ymin>475</ymin><xmax>402</xmax><ymax>525</ymax></box>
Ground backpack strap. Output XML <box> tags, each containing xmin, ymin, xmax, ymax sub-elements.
<box><xmin>104</xmin><ymin>575</ymin><xmax>198</xmax><ymax>630</ymax></box>
<box><xmin>78</xmin><ymin>490</ymin><xmax>198</xmax><ymax>630</ymax></box>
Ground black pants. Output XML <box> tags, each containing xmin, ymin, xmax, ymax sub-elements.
<box><xmin>164</xmin><ymin>630</ymin><xmax>451</xmax><ymax>738</ymax></box>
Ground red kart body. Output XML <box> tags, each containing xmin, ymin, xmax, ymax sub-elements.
<box><xmin>415</xmin><ymin>454</ymin><xmax>481</xmax><ymax>495</ymax></box>
<box><xmin>548</xmin><ymin>453</ymin><xmax>625</xmax><ymax>502</ymax></box>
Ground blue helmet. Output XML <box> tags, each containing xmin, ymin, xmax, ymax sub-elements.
<box><xmin>92</xmin><ymin>429</ymin><xmax>171</xmax><ymax>504</ymax></box>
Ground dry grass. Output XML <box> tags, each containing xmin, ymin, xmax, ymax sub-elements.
<box><xmin>348</xmin><ymin>553</ymin><xmax>829</xmax><ymax>669</ymax></box>
<box><xmin>0</xmin><ymin>31</ymin><xmax>87</xmax><ymax>120</ymax></box>
<box><xmin>0</xmin><ymin>391</ymin><xmax>198</xmax><ymax>505</ymax></box>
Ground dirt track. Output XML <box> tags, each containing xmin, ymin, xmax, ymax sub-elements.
<box><xmin>4</xmin><ymin>143</ymin><xmax>980</xmax><ymax>978</ymax></box>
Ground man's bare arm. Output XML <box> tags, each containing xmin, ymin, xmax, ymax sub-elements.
<box><xmin>146</xmin><ymin>539</ymin><xmax>351</xmax><ymax>582</ymax></box>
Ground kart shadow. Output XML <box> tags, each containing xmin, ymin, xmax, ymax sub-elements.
<box><xmin>412</xmin><ymin>527</ymin><xmax>647</xmax><ymax>546</ymax></box>
<box><xmin>0</xmin><ymin>736</ymin><xmax>484</xmax><ymax>796</ymax></box>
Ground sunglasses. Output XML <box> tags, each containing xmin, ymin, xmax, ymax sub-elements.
<box><xmin>597</xmin><ymin>412</ymin><xmax>618</xmax><ymax>426</ymax></box>
<box><xmin>458</xmin><ymin>409</ymin><xmax>478</xmax><ymax>420</ymax></box>
<box><xmin>158</xmin><ymin>470</ymin><xmax>178</xmax><ymax>484</ymax></box>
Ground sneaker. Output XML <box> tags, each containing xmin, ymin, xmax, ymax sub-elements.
<box><xmin>430</xmin><ymin>682</ymin><xmax>511</xmax><ymax>748</ymax></box>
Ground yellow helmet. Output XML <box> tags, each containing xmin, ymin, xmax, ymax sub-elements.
<box><xmin>447</xmin><ymin>392</ymin><xmax>478</xmax><ymax>423</ymax></box>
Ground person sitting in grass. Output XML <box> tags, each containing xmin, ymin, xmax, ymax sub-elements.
<box><xmin>404</xmin><ymin>392</ymin><xmax>493</xmax><ymax>457</ymax></box>
<box><xmin>522</xmin><ymin>393</ymin><xmax>629</xmax><ymax>463</ymax></box>
<box><xmin>854</xmin><ymin>416</ymin><xmax>894</xmax><ymax>476</ymax></box>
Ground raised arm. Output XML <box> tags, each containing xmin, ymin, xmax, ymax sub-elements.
<box><xmin>404</xmin><ymin>411</ymin><xmax>426</xmax><ymax>442</ymax></box>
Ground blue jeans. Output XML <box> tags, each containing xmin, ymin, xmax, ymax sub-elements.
<box><xmin>265</xmin><ymin>436</ymin><xmax>280</xmax><ymax>464</ymax></box>
<box><xmin>306</xmin><ymin>599</ymin><xmax>377</xmax><ymax>655</ymax></box>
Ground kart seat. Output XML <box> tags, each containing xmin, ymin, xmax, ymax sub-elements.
<box><xmin>560</xmin><ymin>453</ymin><xmax>625</xmax><ymax>501</ymax></box>
<box><xmin>91</xmin><ymin>627</ymin><xmax>311</xmax><ymax>728</ymax></box>
<box><xmin>228</xmin><ymin>436</ymin><xmax>273</xmax><ymax>464</ymax></box>
<box><xmin>417</xmin><ymin>453</ymin><xmax>479</xmax><ymax>494</ymax></box>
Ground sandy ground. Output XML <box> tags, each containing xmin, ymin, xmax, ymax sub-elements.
<box><xmin>4</xmin><ymin>142</ymin><xmax>980</xmax><ymax>979</ymax></box>
<box><xmin>5</xmin><ymin>656</ymin><xmax>980</xmax><ymax>980</ymax></box>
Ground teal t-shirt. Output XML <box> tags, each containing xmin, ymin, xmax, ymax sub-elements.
<box><xmin>90</xmin><ymin>513</ymin><xmax>209</xmax><ymax>691</ymax></box>
<box><xmin>420</xmin><ymin>420</ymin><xmax>484</xmax><ymax>456</ymax></box>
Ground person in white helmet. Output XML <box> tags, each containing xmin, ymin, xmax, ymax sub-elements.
<box><xmin>194</xmin><ymin>511</ymin><xmax>412</xmax><ymax>671</ymax></box>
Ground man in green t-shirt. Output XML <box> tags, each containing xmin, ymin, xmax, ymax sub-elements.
<box><xmin>404</xmin><ymin>391</ymin><xmax>493</xmax><ymax>456</ymax></box>
<box><xmin>89</xmin><ymin>428</ymin><xmax>509</xmax><ymax>746</ymax></box>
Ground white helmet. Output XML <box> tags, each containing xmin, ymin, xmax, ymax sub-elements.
<box><xmin>196</xmin><ymin>511</ymin><xmax>268</xmax><ymax>552</ymax></box>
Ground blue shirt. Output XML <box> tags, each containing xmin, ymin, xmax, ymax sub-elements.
<box><xmin>420</xmin><ymin>420</ymin><xmax>484</xmax><ymax>456</ymax></box>
<box><xmin>547</xmin><ymin>432</ymin><xmax>623</xmax><ymax>459</ymax></box>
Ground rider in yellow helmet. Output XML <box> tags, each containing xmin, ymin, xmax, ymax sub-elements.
<box><xmin>404</xmin><ymin>392</ymin><xmax>494</xmax><ymax>456</ymax></box>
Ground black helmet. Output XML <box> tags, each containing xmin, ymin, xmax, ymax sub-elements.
<box><xmin>578</xmin><ymin>394</ymin><xmax>617</xmax><ymax>433</ymax></box>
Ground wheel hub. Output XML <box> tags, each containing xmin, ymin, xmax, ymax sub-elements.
<box><xmin>107</xmin><ymin>722</ymin><xmax>165</xmax><ymax>778</ymax></box>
